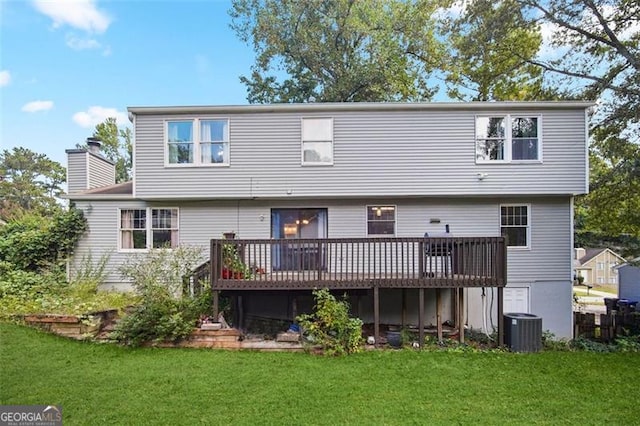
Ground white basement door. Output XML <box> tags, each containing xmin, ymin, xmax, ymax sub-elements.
<box><xmin>504</xmin><ymin>287</ymin><xmax>530</xmax><ymax>313</ymax></box>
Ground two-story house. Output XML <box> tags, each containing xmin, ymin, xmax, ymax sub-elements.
<box><xmin>574</xmin><ymin>248</ymin><xmax>625</xmax><ymax>287</ymax></box>
<box><xmin>65</xmin><ymin>101</ymin><xmax>591</xmax><ymax>340</ymax></box>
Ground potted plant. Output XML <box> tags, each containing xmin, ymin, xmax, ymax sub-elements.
<box><xmin>222</xmin><ymin>241</ymin><xmax>252</xmax><ymax>279</ymax></box>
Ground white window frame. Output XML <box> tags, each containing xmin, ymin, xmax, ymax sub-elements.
<box><xmin>118</xmin><ymin>207</ymin><xmax>179</xmax><ymax>252</ymax></box>
<box><xmin>118</xmin><ymin>208</ymin><xmax>148</xmax><ymax>252</ymax></box>
<box><xmin>476</xmin><ymin>115</ymin><xmax>542</xmax><ymax>164</ymax></box>
<box><xmin>301</xmin><ymin>117</ymin><xmax>334</xmax><ymax>166</ymax></box>
<box><xmin>165</xmin><ymin>119</ymin><xmax>230</xmax><ymax>167</ymax></box>
<box><xmin>500</xmin><ymin>204</ymin><xmax>531</xmax><ymax>250</ymax></box>
<box><xmin>366</xmin><ymin>205</ymin><xmax>397</xmax><ymax>236</ymax></box>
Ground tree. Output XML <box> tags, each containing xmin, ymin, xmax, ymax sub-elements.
<box><xmin>443</xmin><ymin>0</ymin><xmax>546</xmax><ymax>101</ymax></box>
<box><xmin>79</xmin><ymin>117</ymin><xmax>132</xmax><ymax>183</ymax></box>
<box><xmin>518</xmin><ymin>0</ymin><xmax>640</xmax><ymax>251</ymax></box>
<box><xmin>0</xmin><ymin>147</ymin><xmax>65</xmax><ymax>219</ymax></box>
<box><xmin>230</xmin><ymin>0</ymin><xmax>451</xmax><ymax>103</ymax></box>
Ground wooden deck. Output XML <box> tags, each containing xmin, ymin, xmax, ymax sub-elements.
<box><xmin>200</xmin><ymin>236</ymin><xmax>507</xmax><ymax>291</ymax></box>
<box><xmin>189</xmin><ymin>236</ymin><xmax>507</xmax><ymax>347</ymax></box>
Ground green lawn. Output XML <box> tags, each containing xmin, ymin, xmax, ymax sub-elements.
<box><xmin>1</xmin><ymin>323</ymin><xmax>636</xmax><ymax>425</ymax></box>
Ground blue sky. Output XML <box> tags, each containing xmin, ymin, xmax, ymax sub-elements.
<box><xmin>1</xmin><ymin>0</ymin><xmax>254</xmax><ymax>166</ymax></box>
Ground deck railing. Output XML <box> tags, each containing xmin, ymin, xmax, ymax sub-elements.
<box><xmin>207</xmin><ymin>237</ymin><xmax>507</xmax><ymax>290</ymax></box>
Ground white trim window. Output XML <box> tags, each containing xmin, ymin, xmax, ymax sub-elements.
<box><xmin>200</xmin><ymin>120</ymin><xmax>229</xmax><ymax>165</ymax></box>
<box><xmin>367</xmin><ymin>205</ymin><xmax>396</xmax><ymax>235</ymax></box>
<box><xmin>120</xmin><ymin>209</ymin><xmax>147</xmax><ymax>250</ymax></box>
<box><xmin>302</xmin><ymin>118</ymin><xmax>333</xmax><ymax>165</ymax></box>
<box><xmin>500</xmin><ymin>205</ymin><xmax>530</xmax><ymax>248</ymax></box>
<box><xmin>167</xmin><ymin>121</ymin><xmax>194</xmax><ymax>164</ymax></box>
<box><xmin>166</xmin><ymin>119</ymin><xmax>229</xmax><ymax>166</ymax></box>
<box><xmin>119</xmin><ymin>208</ymin><xmax>179</xmax><ymax>251</ymax></box>
<box><xmin>476</xmin><ymin>115</ymin><xmax>541</xmax><ymax>163</ymax></box>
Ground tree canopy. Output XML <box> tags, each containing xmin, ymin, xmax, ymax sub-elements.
<box><xmin>230</xmin><ymin>0</ymin><xmax>452</xmax><ymax>103</ymax></box>
<box><xmin>0</xmin><ymin>147</ymin><xmax>65</xmax><ymax>219</ymax></box>
<box><xmin>443</xmin><ymin>0</ymin><xmax>546</xmax><ymax>101</ymax></box>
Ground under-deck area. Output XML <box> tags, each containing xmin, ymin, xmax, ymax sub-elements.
<box><xmin>198</xmin><ymin>237</ymin><xmax>507</xmax><ymax>346</ymax></box>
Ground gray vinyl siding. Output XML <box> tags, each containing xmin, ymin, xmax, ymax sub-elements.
<box><xmin>87</xmin><ymin>154</ymin><xmax>115</xmax><ymax>189</ymax></box>
<box><xmin>67</xmin><ymin>152</ymin><xmax>88</xmax><ymax>193</ymax></box>
<box><xmin>506</xmin><ymin>198</ymin><xmax>572</xmax><ymax>283</ymax></box>
<box><xmin>70</xmin><ymin>200</ymin><xmax>146</xmax><ymax>286</ymax></box>
<box><xmin>133</xmin><ymin>108</ymin><xmax>587</xmax><ymax>199</ymax></box>
<box><xmin>80</xmin><ymin>196</ymin><xmax>570</xmax><ymax>289</ymax></box>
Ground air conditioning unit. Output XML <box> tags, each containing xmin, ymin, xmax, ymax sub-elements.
<box><xmin>504</xmin><ymin>313</ymin><xmax>542</xmax><ymax>352</ymax></box>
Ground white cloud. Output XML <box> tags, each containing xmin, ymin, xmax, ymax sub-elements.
<box><xmin>32</xmin><ymin>0</ymin><xmax>111</xmax><ymax>33</ymax></box>
<box><xmin>66</xmin><ymin>34</ymin><xmax>101</xmax><ymax>50</ymax></box>
<box><xmin>22</xmin><ymin>100</ymin><xmax>54</xmax><ymax>112</ymax></box>
<box><xmin>72</xmin><ymin>106</ymin><xmax>128</xmax><ymax>128</ymax></box>
<box><xmin>0</xmin><ymin>70</ymin><xmax>10</xmax><ymax>87</ymax></box>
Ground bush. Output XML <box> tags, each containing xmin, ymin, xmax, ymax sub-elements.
<box><xmin>0</xmin><ymin>209</ymin><xmax>86</xmax><ymax>272</ymax></box>
<box><xmin>0</xmin><ymin>267</ymin><xmax>135</xmax><ymax>319</ymax></box>
<box><xmin>297</xmin><ymin>288</ymin><xmax>363</xmax><ymax>356</ymax></box>
<box><xmin>111</xmin><ymin>246</ymin><xmax>212</xmax><ymax>346</ymax></box>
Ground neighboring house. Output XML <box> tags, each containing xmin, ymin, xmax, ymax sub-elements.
<box><xmin>65</xmin><ymin>101</ymin><xmax>591</xmax><ymax>339</ymax></box>
<box><xmin>615</xmin><ymin>258</ymin><xmax>640</xmax><ymax>301</ymax></box>
<box><xmin>574</xmin><ymin>248</ymin><xmax>625</xmax><ymax>287</ymax></box>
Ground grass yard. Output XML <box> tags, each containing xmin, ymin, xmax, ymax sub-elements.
<box><xmin>1</xmin><ymin>323</ymin><xmax>637</xmax><ymax>425</ymax></box>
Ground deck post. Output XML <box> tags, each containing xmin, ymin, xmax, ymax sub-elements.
<box><xmin>292</xmin><ymin>295</ymin><xmax>298</xmax><ymax>324</ymax></box>
<box><xmin>498</xmin><ymin>235</ymin><xmax>507</xmax><ymax>347</ymax></box>
<box><xmin>436</xmin><ymin>288</ymin><xmax>443</xmax><ymax>342</ymax></box>
<box><xmin>213</xmin><ymin>290</ymin><xmax>219</xmax><ymax>320</ymax></box>
<box><xmin>458</xmin><ymin>288</ymin><xmax>465</xmax><ymax>344</ymax></box>
<box><xmin>401</xmin><ymin>289</ymin><xmax>407</xmax><ymax>329</ymax></box>
<box><xmin>418</xmin><ymin>288</ymin><xmax>425</xmax><ymax>348</ymax></box>
<box><xmin>373</xmin><ymin>286</ymin><xmax>380</xmax><ymax>347</ymax></box>
<box><xmin>498</xmin><ymin>286</ymin><xmax>504</xmax><ymax>346</ymax></box>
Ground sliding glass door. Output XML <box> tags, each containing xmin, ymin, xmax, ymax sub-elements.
<box><xmin>271</xmin><ymin>208</ymin><xmax>327</xmax><ymax>271</ymax></box>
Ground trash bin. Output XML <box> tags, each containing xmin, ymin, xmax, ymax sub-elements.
<box><xmin>617</xmin><ymin>299</ymin><xmax>638</xmax><ymax>314</ymax></box>
<box><xmin>604</xmin><ymin>298</ymin><xmax>619</xmax><ymax>314</ymax></box>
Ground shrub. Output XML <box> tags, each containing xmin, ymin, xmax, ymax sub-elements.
<box><xmin>0</xmin><ymin>267</ymin><xmax>135</xmax><ymax>319</ymax></box>
<box><xmin>111</xmin><ymin>246</ymin><xmax>212</xmax><ymax>346</ymax></box>
<box><xmin>0</xmin><ymin>209</ymin><xmax>86</xmax><ymax>272</ymax></box>
<box><xmin>297</xmin><ymin>288</ymin><xmax>364</xmax><ymax>356</ymax></box>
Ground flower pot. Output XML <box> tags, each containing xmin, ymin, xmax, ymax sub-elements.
<box><xmin>387</xmin><ymin>331</ymin><xmax>402</xmax><ymax>348</ymax></box>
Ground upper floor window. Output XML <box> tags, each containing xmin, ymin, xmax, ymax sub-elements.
<box><xmin>367</xmin><ymin>205</ymin><xmax>396</xmax><ymax>235</ymax></box>
<box><xmin>476</xmin><ymin>116</ymin><xmax>541</xmax><ymax>163</ymax></box>
<box><xmin>120</xmin><ymin>208</ymin><xmax>179</xmax><ymax>251</ymax></box>
<box><xmin>200</xmin><ymin>120</ymin><xmax>229</xmax><ymax>164</ymax></box>
<box><xmin>302</xmin><ymin>118</ymin><xmax>333</xmax><ymax>165</ymax></box>
<box><xmin>167</xmin><ymin>121</ymin><xmax>194</xmax><ymax>164</ymax></box>
<box><xmin>500</xmin><ymin>205</ymin><xmax>529</xmax><ymax>248</ymax></box>
<box><xmin>166</xmin><ymin>119</ymin><xmax>229</xmax><ymax>166</ymax></box>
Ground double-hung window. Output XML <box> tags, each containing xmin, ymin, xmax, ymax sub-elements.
<box><xmin>476</xmin><ymin>116</ymin><xmax>541</xmax><ymax>162</ymax></box>
<box><xmin>200</xmin><ymin>120</ymin><xmax>229</xmax><ymax>164</ymax></box>
<box><xmin>302</xmin><ymin>118</ymin><xmax>333</xmax><ymax>165</ymax></box>
<box><xmin>367</xmin><ymin>205</ymin><xmax>396</xmax><ymax>235</ymax></box>
<box><xmin>120</xmin><ymin>209</ymin><xmax>147</xmax><ymax>250</ymax></box>
<box><xmin>120</xmin><ymin>208</ymin><xmax>179</xmax><ymax>250</ymax></box>
<box><xmin>167</xmin><ymin>121</ymin><xmax>194</xmax><ymax>164</ymax></box>
<box><xmin>500</xmin><ymin>205</ymin><xmax>529</xmax><ymax>248</ymax></box>
<box><xmin>167</xmin><ymin>119</ymin><xmax>229</xmax><ymax>166</ymax></box>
